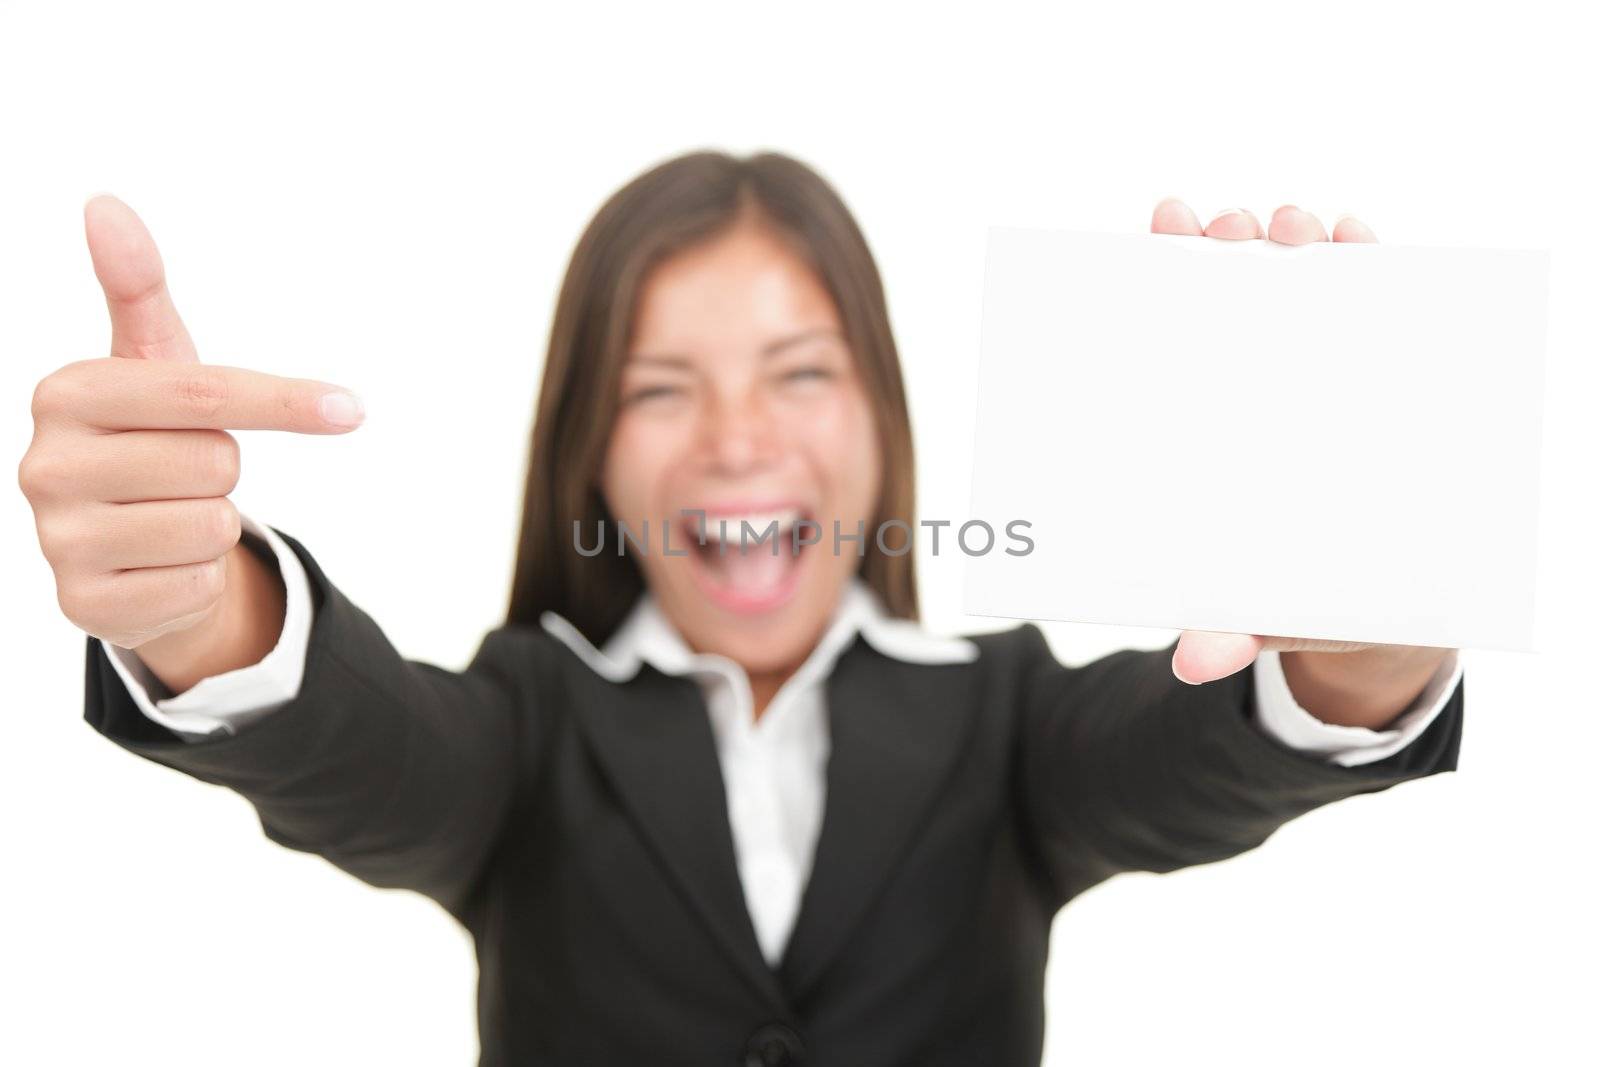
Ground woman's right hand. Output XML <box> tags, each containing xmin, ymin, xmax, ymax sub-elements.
<box><xmin>16</xmin><ymin>196</ymin><xmax>365</xmax><ymax>690</ymax></box>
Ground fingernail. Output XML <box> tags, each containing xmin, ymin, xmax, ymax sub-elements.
<box><xmin>1214</xmin><ymin>207</ymin><xmax>1246</xmax><ymax>217</ymax></box>
<box><xmin>318</xmin><ymin>390</ymin><xmax>365</xmax><ymax>427</ymax></box>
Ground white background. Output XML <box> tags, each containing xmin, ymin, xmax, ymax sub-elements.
<box><xmin>2</xmin><ymin>2</ymin><xmax>1595</xmax><ymax>1064</ymax></box>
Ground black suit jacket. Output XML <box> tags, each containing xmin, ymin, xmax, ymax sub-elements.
<box><xmin>83</xmin><ymin>527</ymin><xmax>1464</xmax><ymax>1066</ymax></box>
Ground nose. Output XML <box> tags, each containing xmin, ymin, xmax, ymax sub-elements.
<box><xmin>699</xmin><ymin>389</ymin><xmax>780</xmax><ymax>475</ymax></box>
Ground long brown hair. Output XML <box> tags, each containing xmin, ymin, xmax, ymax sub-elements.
<box><xmin>505</xmin><ymin>150</ymin><xmax>918</xmax><ymax>644</ymax></box>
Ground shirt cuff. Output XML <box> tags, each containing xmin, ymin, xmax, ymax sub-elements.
<box><xmin>101</xmin><ymin>514</ymin><xmax>313</xmax><ymax>741</ymax></box>
<box><xmin>1251</xmin><ymin>647</ymin><xmax>1463</xmax><ymax>768</ymax></box>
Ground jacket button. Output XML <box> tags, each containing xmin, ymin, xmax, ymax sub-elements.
<box><xmin>744</xmin><ymin>1022</ymin><xmax>805</xmax><ymax>1066</ymax></box>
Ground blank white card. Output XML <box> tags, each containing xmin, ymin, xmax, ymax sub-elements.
<box><xmin>962</xmin><ymin>228</ymin><xmax>1549</xmax><ymax>651</ymax></box>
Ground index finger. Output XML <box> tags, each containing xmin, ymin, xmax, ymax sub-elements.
<box><xmin>1150</xmin><ymin>197</ymin><xmax>1204</xmax><ymax>236</ymax></box>
<box><xmin>61</xmin><ymin>359</ymin><xmax>365</xmax><ymax>434</ymax></box>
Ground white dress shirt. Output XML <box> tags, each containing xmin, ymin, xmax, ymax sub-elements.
<box><xmin>104</xmin><ymin>515</ymin><xmax>1464</xmax><ymax>966</ymax></box>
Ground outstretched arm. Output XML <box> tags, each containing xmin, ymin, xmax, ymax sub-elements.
<box><xmin>1012</xmin><ymin>626</ymin><xmax>1463</xmax><ymax>909</ymax></box>
<box><xmin>83</xmin><ymin>526</ymin><xmax>528</xmax><ymax>919</ymax></box>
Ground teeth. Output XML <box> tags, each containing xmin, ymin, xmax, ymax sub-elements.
<box><xmin>698</xmin><ymin>508</ymin><xmax>803</xmax><ymax>543</ymax></box>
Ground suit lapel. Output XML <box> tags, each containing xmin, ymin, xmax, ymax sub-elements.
<box><xmin>777</xmin><ymin>636</ymin><xmax>980</xmax><ymax>1000</ymax></box>
<box><xmin>565</xmin><ymin>659</ymin><xmax>789</xmax><ymax>1014</ymax></box>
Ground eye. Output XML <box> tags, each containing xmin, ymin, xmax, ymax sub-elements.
<box><xmin>621</xmin><ymin>384</ymin><xmax>684</xmax><ymax>406</ymax></box>
<box><xmin>779</xmin><ymin>366</ymin><xmax>833</xmax><ymax>385</ymax></box>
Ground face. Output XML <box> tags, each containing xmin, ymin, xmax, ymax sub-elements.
<box><xmin>601</xmin><ymin>215</ymin><xmax>883</xmax><ymax>676</ymax></box>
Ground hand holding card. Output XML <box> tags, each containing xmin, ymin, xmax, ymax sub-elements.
<box><xmin>963</xmin><ymin>201</ymin><xmax>1548</xmax><ymax>720</ymax></box>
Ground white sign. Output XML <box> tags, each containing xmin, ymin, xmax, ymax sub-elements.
<box><xmin>963</xmin><ymin>228</ymin><xmax>1548</xmax><ymax>651</ymax></box>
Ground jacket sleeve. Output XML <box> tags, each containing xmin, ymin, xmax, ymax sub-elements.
<box><xmin>82</xmin><ymin>525</ymin><xmax>528</xmax><ymax>918</ymax></box>
<box><xmin>1011</xmin><ymin>625</ymin><xmax>1464</xmax><ymax>908</ymax></box>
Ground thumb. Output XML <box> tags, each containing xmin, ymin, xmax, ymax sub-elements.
<box><xmin>84</xmin><ymin>195</ymin><xmax>198</xmax><ymax>362</ymax></box>
<box><xmin>1171</xmin><ymin>630</ymin><xmax>1264</xmax><ymax>685</ymax></box>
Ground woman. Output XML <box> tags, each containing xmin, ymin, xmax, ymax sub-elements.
<box><xmin>21</xmin><ymin>152</ymin><xmax>1463</xmax><ymax>1066</ymax></box>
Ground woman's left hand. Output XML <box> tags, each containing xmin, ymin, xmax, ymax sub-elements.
<box><xmin>1146</xmin><ymin>199</ymin><xmax>1454</xmax><ymax>730</ymax></box>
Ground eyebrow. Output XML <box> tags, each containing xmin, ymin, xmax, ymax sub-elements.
<box><xmin>760</xmin><ymin>327</ymin><xmax>846</xmax><ymax>358</ymax></box>
<box><xmin>626</xmin><ymin>327</ymin><xmax>845</xmax><ymax>368</ymax></box>
<box><xmin>624</xmin><ymin>354</ymin><xmax>696</xmax><ymax>369</ymax></box>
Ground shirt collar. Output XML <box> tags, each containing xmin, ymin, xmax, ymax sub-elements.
<box><xmin>538</xmin><ymin>577</ymin><xmax>977</xmax><ymax>686</ymax></box>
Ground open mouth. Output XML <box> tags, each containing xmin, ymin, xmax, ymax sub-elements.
<box><xmin>680</xmin><ymin>506</ymin><xmax>814</xmax><ymax>615</ymax></box>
